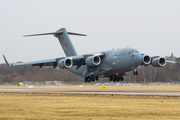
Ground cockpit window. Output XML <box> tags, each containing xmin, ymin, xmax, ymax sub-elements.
<box><xmin>133</xmin><ymin>51</ymin><xmax>138</xmax><ymax>53</ymax></box>
<box><xmin>128</xmin><ymin>50</ymin><xmax>139</xmax><ymax>55</ymax></box>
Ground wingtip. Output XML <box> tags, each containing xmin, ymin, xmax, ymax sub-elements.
<box><xmin>3</xmin><ymin>55</ymin><xmax>9</xmax><ymax>66</ymax></box>
<box><xmin>170</xmin><ymin>53</ymin><xmax>175</xmax><ymax>62</ymax></box>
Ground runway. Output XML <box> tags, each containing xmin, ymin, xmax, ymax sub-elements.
<box><xmin>0</xmin><ymin>88</ymin><xmax>180</xmax><ymax>96</ymax></box>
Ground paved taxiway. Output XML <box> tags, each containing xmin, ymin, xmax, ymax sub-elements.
<box><xmin>0</xmin><ymin>88</ymin><xmax>180</xmax><ymax>96</ymax></box>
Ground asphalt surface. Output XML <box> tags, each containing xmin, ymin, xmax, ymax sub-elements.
<box><xmin>0</xmin><ymin>88</ymin><xmax>180</xmax><ymax>96</ymax></box>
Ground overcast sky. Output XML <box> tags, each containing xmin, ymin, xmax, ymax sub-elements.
<box><xmin>0</xmin><ymin>0</ymin><xmax>180</xmax><ymax>63</ymax></box>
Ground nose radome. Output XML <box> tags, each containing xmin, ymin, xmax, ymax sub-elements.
<box><xmin>134</xmin><ymin>53</ymin><xmax>142</xmax><ymax>66</ymax></box>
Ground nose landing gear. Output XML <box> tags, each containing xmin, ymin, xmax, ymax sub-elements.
<box><xmin>133</xmin><ymin>71</ymin><xmax>138</xmax><ymax>75</ymax></box>
<box><xmin>133</xmin><ymin>68</ymin><xmax>138</xmax><ymax>75</ymax></box>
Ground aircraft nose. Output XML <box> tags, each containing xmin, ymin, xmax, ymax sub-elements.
<box><xmin>134</xmin><ymin>53</ymin><xmax>142</xmax><ymax>67</ymax></box>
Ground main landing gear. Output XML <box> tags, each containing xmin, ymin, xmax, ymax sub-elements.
<box><xmin>84</xmin><ymin>76</ymin><xmax>98</xmax><ymax>83</ymax></box>
<box><xmin>109</xmin><ymin>75</ymin><xmax>123</xmax><ymax>82</ymax></box>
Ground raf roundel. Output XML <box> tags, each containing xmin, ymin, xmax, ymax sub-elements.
<box><xmin>65</xmin><ymin>44</ymin><xmax>67</xmax><ymax>47</ymax></box>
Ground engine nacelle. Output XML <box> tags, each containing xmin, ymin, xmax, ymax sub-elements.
<box><xmin>58</xmin><ymin>58</ymin><xmax>73</xmax><ymax>69</ymax></box>
<box><xmin>152</xmin><ymin>57</ymin><xmax>166</xmax><ymax>67</ymax></box>
<box><xmin>141</xmin><ymin>55</ymin><xmax>151</xmax><ymax>65</ymax></box>
<box><xmin>85</xmin><ymin>56</ymin><xmax>101</xmax><ymax>66</ymax></box>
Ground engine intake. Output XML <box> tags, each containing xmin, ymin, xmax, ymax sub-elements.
<box><xmin>86</xmin><ymin>56</ymin><xmax>101</xmax><ymax>66</ymax></box>
<box><xmin>141</xmin><ymin>55</ymin><xmax>151</xmax><ymax>65</ymax></box>
<box><xmin>58</xmin><ymin>58</ymin><xmax>73</xmax><ymax>69</ymax></box>
<box><xmin>152</xmin><ymin>57</ymin><xmax>166</xmax><ymax>67</ymax></box>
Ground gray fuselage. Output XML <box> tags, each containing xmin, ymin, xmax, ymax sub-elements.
<box><xmin>68</xmin><ymin>47</ymin><xmax>142</xmax><ymax>77</ymax></box>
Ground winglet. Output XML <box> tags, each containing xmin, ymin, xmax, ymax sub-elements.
<box><xmin>171</xmin><ymin>53</ymin><xmax>175</xmax><ymax>62</ymax></box>
<box><xmin>3</xmin><ymin>55</ymin><xmax>10</xmax><ymax>66</ymax></box>
<box><xmin>166</xmin><ymin>53</ymin><xmax>176</xmax><ymax>64</ymax></box>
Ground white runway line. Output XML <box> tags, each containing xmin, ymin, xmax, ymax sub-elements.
<box><xmin>0</xmin><ymin>88</ymin><xmax>180</xmax><ymax>96</ymax></box>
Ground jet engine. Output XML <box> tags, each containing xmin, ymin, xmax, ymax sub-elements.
<box><xmin>152</xmin><ymin>57</ymin><xmax>166</xmax><ymax>67</ymax></box>
<box><xmin>141</xmin><ymin>55</ymin><xmax>151</xmax><ymax>65</ymax></box>
<box><xmin>85</xmin><ymin>56</ymin><xmax>101</xmax><ymax>66</ymax></box>
<box><xmin>58</xmin><ymin>58</ymin><xmax>73</xmax><ymax>69</ymax></box>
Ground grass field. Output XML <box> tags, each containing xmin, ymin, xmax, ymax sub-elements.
<box><xmin>0</xmin><ymin>93</ymin><xmax>180</xmax><ymax>120</ymax></box>
<box><xmin>1</xmin><ymin>85</ymin><xmax>180</xmax><ymax>91</ymax></box>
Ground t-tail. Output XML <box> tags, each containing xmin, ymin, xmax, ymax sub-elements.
<box><xmin>24</xmin><ymin>28</ymin><xmax>86</xmax><ymax>57</ymax></box>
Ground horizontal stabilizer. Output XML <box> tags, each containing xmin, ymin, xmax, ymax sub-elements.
<box><xmin>67</xmin><ymin>32</ymin><xmax>86</xmax><ymax>36</ymax></box>
<box><xmin>24</xmin><ymin>31</ymin><xmax>86</xmax><ymax>37</ymax></box>
<box><xmin>23</xmin><ymin>31</ymin><xmax>63</xmax><ymax>37</ymax></box>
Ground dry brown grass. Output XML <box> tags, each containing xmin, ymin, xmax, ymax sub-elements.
<box><xmin>1</xmin><ymin>85</ymin><xmax>180</xmax><ymax>91</ymax></box>
<box><xmin>0</xmin><ymin>93</ymin><xmax>180</xmax><ymax>120</ymax></box>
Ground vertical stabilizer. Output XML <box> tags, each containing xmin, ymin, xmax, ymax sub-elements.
<box><xmin>23</xmin><ymin>28</ymin><xmax>86</xmax><ymax>57</ymax></box>
<box><xmin>55</xmin><ymin>28</ymin><xmax>77</xmax><ymax>57</ymax></box>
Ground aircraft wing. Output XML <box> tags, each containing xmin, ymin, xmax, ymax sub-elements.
<box><xmin>150</xmin><ymin>56</ymin><xmax>160</xmax><ymax>59</ymax></box>
<box><xmin>67</xmin><ymin>52</ymin><xmax>105</xmax><ymax>70</ymax></box>
<box><xmin>3</xmin><ymin>55</ymin><xmax>65</xmax><ymax>69</ymax></box>
<box><xmin>166</xmin><ymin>60</ymin><xmax>176</xmax><ymax>64</ymax></box>
<box><xmin>83</xmin><ymin>52</ymin><xmax>105</xmax><ymax>58</ymax></box>
<box><xmin>151</xmin><ymin>53</ymin><xmax>176</xmax><ymax>64</ymax></box>
<box><xmin>13</xmin><ymin>59</ymin><xmax>60</xmax><ymax>69</ymax></box>
<box><xmin>13</xmin><ymin>59</ymin><xmax>57</xmax><ymax>66</ymax></box>
<box><xmin>3</xmin><ymin>52</ymin><xmax>104</xmax><ymax>69</ymax></box>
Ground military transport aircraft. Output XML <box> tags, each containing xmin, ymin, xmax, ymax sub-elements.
<box><xmin>3</xmin><ymin>28</ymin><xmax>176</xmax><ymax>83</ymax></box>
